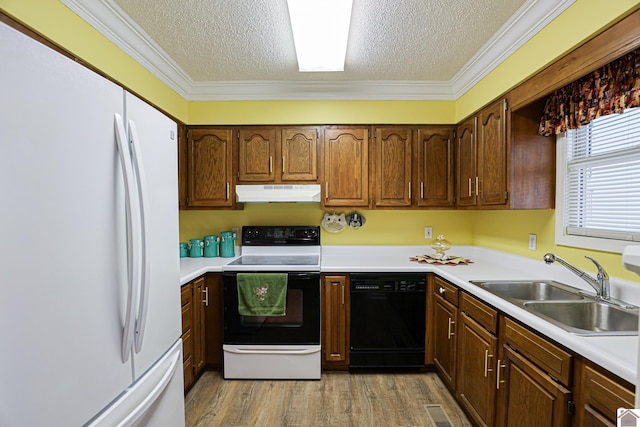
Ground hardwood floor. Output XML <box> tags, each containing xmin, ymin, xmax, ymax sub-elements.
<box><xmin>185</xmin><ymin>370</ymin><xmax>472</xmax><ymax>426</ymax></box>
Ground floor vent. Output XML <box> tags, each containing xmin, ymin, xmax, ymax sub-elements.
<box><xmin>424</xmin><ymin>404</ymin><xmax>454</xmax><ymax>427</ymax></box>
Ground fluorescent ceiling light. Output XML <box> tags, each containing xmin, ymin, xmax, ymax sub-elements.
<box><xmin>286</xmin><ymin>0</ymin><xmax>353</xmax><ymax>72</ymax></box>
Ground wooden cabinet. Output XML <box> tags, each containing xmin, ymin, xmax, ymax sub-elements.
<box><xmin>415</xmin><ymin>126</ymin><xmax>455</xmax><ymax>207</ymax></box>
<box><xmin>456</xmin><ymin>98</ymin><xmax>509</xmax><ymax>209</ymax></box>
<box><xmin>323</xmin><ymin>126</ymin><xmax>370</xmax><ymax>208</ymax></box>
<box><xmin>431</xmin><ymin>277</ymin><xmax>459</xmax><ymax>390</ymax></box>
<box><xmin>497</xmin><ymin>318</ymin><xmax>573</xmax><ymax>427</ymax></box>
<box><xmin>187</xmin><ymin>127</ymin><xmax>235</xmax><ymax>208</ymax></box>
<box><xmin>322</xmin><ymin>274</ymin><xmax>350</xmax><ymax>369</ymax></box>
<box><xmin>181</xmin><ymin>275</ymin><xmax>217</xmax><ymax>392</ymax></box>
<box><xmin>457</xmin><ymin>293</ymin><xmax>499</xmax><ymax>427</ymax></box>
<box><xmin>281</xmin><ymin>127</ymin><xmax>320</xmax><ymax>182</ymax></box>
<box><xmin>237</xmin><ymin>126</ymin><xmax>320</xmax><ymax>183</ymax></box>
<box><xmin>181</xmin><ymin>283</ymin><xmax>194</xmax><ymax>391</ymax></box>
<box><xmin>238</xmin><ymin>127</ymin><xmax>277</xmax><ymax>182</ymax></box>
<box><xmin>574</xmin><ymin>360</ymin><xmax>635</xmax><ymax>426</ymax></box>
<box><xmin>373</xmin><ymin>126</ymin><xmax>412</xmax><ymax>207</ymax></box>
<box><xmin>192</xmin><ymin>276</ymin><xmax>206</xmax><ymax>376</ymax></box>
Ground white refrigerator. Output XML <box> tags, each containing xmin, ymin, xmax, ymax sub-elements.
<box><xmin>0</xmin><ymin>19</ymin><xmax>185</xmax><ymax>427</ymax></box>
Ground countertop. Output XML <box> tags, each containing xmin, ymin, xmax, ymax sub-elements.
<box><xmin>180</xmin><ymin>245</ymin><xmax>640</xmax><ymax>385</ymax></box>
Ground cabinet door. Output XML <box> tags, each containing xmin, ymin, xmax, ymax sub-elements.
<box><xmin>322</xmin><ymin>275</ymin><xmax>349</xmax><ymax>367</ymax></box>
<box><xmin>478</xmin><ymin>99</ymin><xmax>508</xmax><ymax>206</ymax></box>
<box><xmin>281</xmin><ymin>127</ymin><xmax>320</xmax><ymax>181</ymax></box>
<box><xmin>416</xmin><ymin>126</ymin><xmax>455</xmax><ymax>207</ymax></box>
<box><xmin>238</xmin><ymin>127</ymin><xmax>277</xmax><ymax>182</ymax></box>
<box><xmin>433</xmin><ymin>294</ymin><xmax>457</xmax><ymax>390</ymax></box>
<box><xmin>323</xmin><ymin>127</ymin><xmax>370</xmax><ymax>207</ymax></box>
<box><xmin>181</xmin><ymin>283</ymin><xmax>194</xmax><ymax>391</ymax></box>
<box><xmin>188</xmin><ymin>128</ymin><xmax>234</xmax><ymax>207</ymax></box>
<box><xmin>496</xmin><ymin>345</ymin><xmax>571</xmax><ymax>427</ymax></box>
<box><xmin>457</xmin><ymin>312</ymin><xmax>498</xmax><ymax>427</ymax></box>
<box><xmin>374</xmin><ymin>127</ymin><xmax>412</xmax><ymax>207</ymax></box>
<box><xmin>193</xmin><ymin>276</ymin><xmax>206</xmax><ymax>376</ymax></box>
<box><xmin>456</xmin><ymin>117</ymin><xmax>477</xmax><ymax>207</ymax></box>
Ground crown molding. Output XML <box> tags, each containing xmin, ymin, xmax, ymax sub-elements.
<box><xmin>60</xmin><ymin>0</ymin><xmax>574</xmax><ymax>101</ymax></box>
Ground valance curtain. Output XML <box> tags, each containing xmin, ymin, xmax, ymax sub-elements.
<box><xmin>538</xmin><ymin>48</ymin><xmax>640</xmax><ymax>136</ymax></box>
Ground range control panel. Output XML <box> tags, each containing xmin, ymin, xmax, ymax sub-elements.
<box><xmin>241</xmin><ymin>226</ymin><xmax>320</xmax><ymax>246</ymax></box>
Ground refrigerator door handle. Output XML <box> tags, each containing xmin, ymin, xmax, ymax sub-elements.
<box><xmin>114</xmin><ymin>114</ymin><xmax>141</xmax><ymax>363</ymax></box>
<box><xmin>128</xmin><ymin>120</ymin><xmax>151</xmax><ymax>354</ymax></box>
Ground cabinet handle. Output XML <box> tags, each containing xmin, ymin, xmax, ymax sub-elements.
<box><xmin>484</xmin><ymin>350</ymin><xmax>493</xmax><ymax>377</ymax></box>
<box><xmin>496</xmin><ymin>359</ymin><xmax>506</xmax><ymax>389</ymax></box>
<box><xmin>447</xmin><ymin>318</ymin><xmax>455</xmax><ymax>339</ymax></box>
<box><xmin>468</xmin><ymin>178</ymin><xmax>473</xmax><ymax>196</ymax></box>
<box><xmin>420</xmin><ymin>182</ymin><xmax>424</xmax><ymax>199</ymax></box>
<box><xmin>438</xmin><ymin>287</ymin><xmax>445</xmax><ymax>294</ymax></box>
<box><xmin>341</xmin><ymin>284</ymin><xmax>345</xmax><ymax>305</ymax></box>
<box><xmin>325</xmin><ymin>182</ymin><xmax>329</xmax><ymax>200</ymax></box>
<box><xmin>408</xmin><ymin>182</ymin><xmax>412</xmax><ymax>199</ymax></box>
<box><xmin>269</xmin><ymin>156</ymin><xmax>273</xmax><ymax>173</ymax></box>
<box><xmin>282</xmin><ymin>156</ymin><xmax>285</xmax><ymax>173</ymax></box>
<box><xmin>202</xmin><ymin>287</ymin><xmax>209</xmax><ymax>306</ymax></box>
<box><xmin>475</xmin><ymin>177</ymin><xmax>479</xmax><ymax>197</ymax></box>
<box><xmin>226</xmin><ymin>182</ymin><xmax>230</xmax><ymax>200</ymax></box>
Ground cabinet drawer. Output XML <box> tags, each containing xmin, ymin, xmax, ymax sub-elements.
<box><xmin>434</xmin><ymin>277</ymin><xmax>458</xmax><ymax>306</ymax></box>
<box><xmin>182</xmin><ymin>329</ymin><xmax>192</xmax><ymax>361</ymax></box>
<box><xmin>502</xmin><ymin>317</ymin><xmax>572</xmax><ymax>386</ymax></box>
<box><xmin>583</xmin><ymin>364</ymin><xmax>634</xmax><ymax>422</ymax></box>
<box><xmin>181</xmin><ymin>300</ymin><xmax>192</xmax><ymax>333</ymax></box>
<box><xmin>460</xmin><ymin>292</ymin><xmax>498</xmax><ymax>333</ymax></box>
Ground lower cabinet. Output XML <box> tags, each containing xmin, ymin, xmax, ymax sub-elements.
<box><xmin>456</xmin><ymin>294</ymin><xmax>498</xmax><ymax>427</ymax></box>
<box><xmin>322</xmin><ymin>274</ymin><xmax>350</xmax><ymax>369</ymax></box>
<box><xmin>181</xmin><ymin>273</ymin><xmax>224</xmax><ymax>392</ymax></box>
<box><xmin>431</xmin><ymin>276</ymin><xmax>458</xmax><ymax>390</ymax></box>
<box><xmin>575</xmin><ymin>359</ymin><xmax>635</xmax><ymax>426</ymax></box>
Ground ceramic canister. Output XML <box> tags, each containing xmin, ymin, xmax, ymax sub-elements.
<box><xmin>219</xmin><ymin>231</ymin><xmax>236</xmax><ymax>258</ymax></box>
<box><xmin>179</xmin><ymin>242</ymin><xmax>188</xmax><ymax>258</ymax></box>
<box><xmin>203</xmin><ymin>235</ymin><xmax>219</xmax><ymax>257</ymax></box>
<box><xmin>188</xmin><ymin>239</ymin><xmax>204</xmax><ymax>258</ymax></box>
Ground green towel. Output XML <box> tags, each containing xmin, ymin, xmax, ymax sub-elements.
<box><xmin>237</xmin><ymin>273</ymin><xmax>288</xmax><ymax>316</ymax></box>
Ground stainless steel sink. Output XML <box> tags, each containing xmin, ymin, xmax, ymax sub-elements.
<box><xmin>470</xmin><ymin>280</ymin><xmax>585</xmax><ymax>302</ymax></box>
<box><xmin>523</xmin><ymin>300</ymin><xmax>639</xmax><ymax>336</ymax></box>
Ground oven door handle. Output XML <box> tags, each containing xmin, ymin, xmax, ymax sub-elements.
<box><xmin>224</xmin><ymin>347</ymin><xmax>320</xmax><ymax>355</ymax></box>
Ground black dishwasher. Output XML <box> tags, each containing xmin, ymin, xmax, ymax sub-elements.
<box><xmin>349</xmin><ymin>273</ymin><xmax>426</xmax><ymax>368</ymax></box>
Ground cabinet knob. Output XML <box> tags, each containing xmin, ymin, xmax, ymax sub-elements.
<box><xmin>438</xmin><ymin>287</ymin><xmax>446</xmax><ymax>294</ymax></box>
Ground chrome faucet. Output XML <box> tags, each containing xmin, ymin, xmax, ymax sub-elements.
<box><xmin>543</xmin><ymin>253</ymin><xmax>610</xmax><ymax>300</ymax></box>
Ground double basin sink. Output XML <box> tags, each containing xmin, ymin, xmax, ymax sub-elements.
<box><xmin>469</xmin><ymin>280</ymin><xmax>639</xmax><ymax>336</ymax></box>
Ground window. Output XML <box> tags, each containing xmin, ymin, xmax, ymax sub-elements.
<box><xmin>556</xmin><ymin>107</ymin><xmax>640</xmax><ymax>253</ymax></box>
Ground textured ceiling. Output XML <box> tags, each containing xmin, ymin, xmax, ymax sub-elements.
<box><xmin>112</xmin><ymin>0</ymin><xmax>527</xmax><ymax>82</ymax></box>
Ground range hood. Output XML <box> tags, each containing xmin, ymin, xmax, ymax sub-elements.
<box><xmin>235</xmin><ymin>184</ymin><xmax>321</xmax><ymax>203</ymax></box>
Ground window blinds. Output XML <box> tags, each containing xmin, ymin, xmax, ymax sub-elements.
<box><xmin>564</xmin><ymin>108</ymin><xmax>640</xmax><ymax>242</ymax></box>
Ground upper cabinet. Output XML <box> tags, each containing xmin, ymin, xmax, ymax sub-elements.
<box><xmin>238</xmin><ymin>126</ymin><xmax>321</xmax><ymax>183</ymax></box>
<box><xmin>323</xmin><ymin>126</ymin><xmax>370</xmax><ymax>208</ymax></box>
<box><xmin>456</xmin><ymin>98</ymin><xmax>508</xmax><ymax>209</ymax></box>
<box><xmin>237</xmin><ymin>127</ymin><xmax>277</xmax><ymax>182</ymax></box>
<box><xmin>416</xmin><ymin>126</ymin><xmax>455</xmax><ymax>208</ymax></box>
<box><xmin>373</xmin><ymin>127</ymin><xmax>412</xmax><ymax>207</ymax></box>
<box><xmin>187</xmin><ymin>127</ymin><xmax>235</xmax><ymax>208</ymax></box>
<box><xmin>281</xmin><ymin>127</ymin><xmax>321</xmax><ymax>182</ymax></box>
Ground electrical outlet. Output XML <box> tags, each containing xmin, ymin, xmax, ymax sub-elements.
<box><xmin>425</xmin><ymin>227</ymin><xmax>433</xmax><ymax>239</ymax></box>
<box><xmin>528</xmin><ymin>233</ymin><xmax>537</xmax><ymax>251</ymax></box>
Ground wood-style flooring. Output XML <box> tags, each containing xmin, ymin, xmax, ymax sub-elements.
<box><xmin>185</xmin><ymin>370</ymin><xmax>472</xmax><ymax>427</ymax></box>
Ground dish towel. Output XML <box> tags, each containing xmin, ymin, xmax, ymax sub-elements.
<box><xmin>237</xmin><ymin>273</ymin><xmax>288</xmax><ymax>316</ymax></box>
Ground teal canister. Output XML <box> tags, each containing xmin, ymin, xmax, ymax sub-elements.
<box><xmin>219</xmin><ymin>231</ymin><xmax>236</xmax><ymax>258</ymax></box>
<box><xmin>188</xmin><ymin>239</ymin><xmax>204</xmax><ymax>258</ymax></box>
<box><xmin>203</xmin><ymin>235</ymin><xmax>219</xmax><ymax>258</ymax></box>
<box><xmin>179</xmin><ymin>242</ymin><xmax>188</xmax><ymax>258</ymax></box>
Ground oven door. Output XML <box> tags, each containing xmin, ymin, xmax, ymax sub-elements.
<box><xmin>223</xmin><ymin>272</ymin><xmax>320</xmax><ymax>345</ymax></box>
